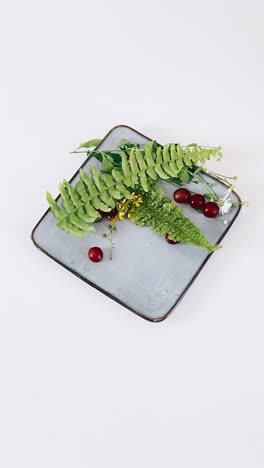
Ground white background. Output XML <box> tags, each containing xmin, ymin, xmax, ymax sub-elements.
<box><xmin>1</xmin><ymin>1</ymin><xmax>264</xmax><ymax>467</ymax></box>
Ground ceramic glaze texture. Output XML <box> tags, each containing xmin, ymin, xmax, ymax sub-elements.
<box><xmin>32</xmin><ymin>126</ymin><xmax>241</xmax><ymax>321</ymax></box>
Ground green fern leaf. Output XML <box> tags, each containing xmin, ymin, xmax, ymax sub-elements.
<box><xmin>47</xmin><ymin>140</ymin><xmax>222</xmax><ymax>248</ymax></box>
<box><xmin>130</xmin><ymin>184</ymin><xmax>219</xmax><ymax>253</ymax></box>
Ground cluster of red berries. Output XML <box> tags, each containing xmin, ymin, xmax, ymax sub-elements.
<box><xmin>173</xmin><ymin>188</ymin><xmax>219</xmax><ymax>217</ymax></box>
<box><xmin>165</xmin><ymin>188</ymin><xmax>219</xmax><ymax>245</ymax></box>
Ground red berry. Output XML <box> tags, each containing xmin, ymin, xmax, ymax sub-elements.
<box><xmin>173</xmin><ymin>188</ymin><xmax>191</xmax><ymax>204</ymax></box>
<box><xmin>189</xmin><ymin>194</ymin><xmax>205</xmax><ymax>210</ymax></box>
<box><xmin>88</xmin><ymin>247</ymin><xmax>103</xmax><ymax>263</ymax></box>
<box><xmin>108</xmin><ymin>207</ymin><xmax>118</xmax><ymax>218</ymax></box>
<box><xmin>95</xmin><ymin>210</ymin><xmax>104</xmax><ymax>222</ymax></box>
<box><xmin>165</xmin><ymin>234</ymin><xmax>180</xmax><ymax>245</ymax></box>
<box><xmin>203</xmin><ymin>202</ymin><xmax>219</xmax><ymax>218</ymax></box>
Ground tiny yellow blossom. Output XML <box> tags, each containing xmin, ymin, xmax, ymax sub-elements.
<box><xmin>109</xmin><ymin>215</ymin><xmax>118</xmax><ymax>225</ymax></box>
<box><xmin>131</xmin><ymin>194</ymin><xmax>143</xmax><ymax>207</ymax></box>
<box><xmin>109</xmin><ymin>195</ymin><xmax>144</xmax><ymax>224</ymax></box>
<box><xmin>127</xmin><ymin>208</ymin><xmax>135</xmax><ymax>219</ymax></box>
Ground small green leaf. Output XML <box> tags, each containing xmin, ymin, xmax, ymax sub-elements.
<box><xmin>183</xmin><ymin>150</ymin><xmax>192</xmax><ymax>167</ymax></box>
<box><xmin>177</xmin><ymin>144</ymin><xmax>184</xmax><ymax>158</ymax></box>
<box><xmin>176</xmin><ymin>158</ymin><xmax>184</xmax><ymax>171</ymax></box>
<box><xmin>106</xmin><ymin>151</ymin><xmax>122</xmax><ymax>165</ymax></box>
<box><xmin>194</xmin><ymin>167</ymin><xmax>203</xmax><ymax>174</ymax></box>
<box><xmin>152</xmin><ymin>140</ymin><xmax>158</xmax><ymax>152</ymax></box>
<box><xmin>101</xmin><ymin>154</ymin><xmax>114</xmax><ymax>173</ymax></box>
<box><xmin>199</xmin><ymin>152</ymin><xmax>206</xmax><ymax>164</ymax></box>
<box><xmin>204</xmin><ymin>149</ymin><xmax>212</xmax><ymax>160</ymax></box>
<box><xmin>89</xmin><ymin>151</ymin><xmax>103</xmax><ymax>163</ymax></box>
<box><xmin>178</xmin><ymin>169</ymin><xmax>191</xmax><ymax>183</ymax></box>
<box><xmin>117</xmin><ymin>139</ymin><xmax>130</xmax><ymax>147</ymax></box>
<box><xmin>190</xmin><ymin>145</ymin><xmax>198</xmax><ymax>163</ymax></box>
<box><xmin>146</xmin><ymin>140</ymin><xmax>158</xmax><ymax>152</ymax></box>
<box><xmin>203</xmin><ymin>193</ymin><xmax>219</xmax><ymax>201</ymax></box>
<box><xmin>167</xmin><ymin>177</ymin><xmax>184</xmax><ymax>186</ymax></box>
<box><xmin>79</xmin><ymin>139</ymin><xmax>102</xmax><ymax>149</ymax></box>
<box><xmin>91</xmin><ymin>151</ymin><xmax>121</xmax><ymax>165</ymax></box>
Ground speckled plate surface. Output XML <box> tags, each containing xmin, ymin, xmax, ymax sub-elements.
<box><xmin>31</xmin><ymin>125</ymin><xmax>241</xmax><ymax>322</ymax></box>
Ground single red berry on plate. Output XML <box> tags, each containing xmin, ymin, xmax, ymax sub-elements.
<box><xmin>189</xmin><ymin>194</ymin><xmax>205</xmax><ymax>210</ymax></box>
<box><xmin>88</xmin><ymin>247</ymin><xmax>103</xmax><ymax>263</ymax></box>
<box><xmin>165</xmin><ymin>234</ymin><xmax>180</xmax><ymax>245</ymax></box>
<box><xmin>95</xmin><ymin>210</ymin><xmax>104</xmax><ymax>222</ymax></box>
<box><xmin>173</xmin><ymin>188</ymin><xmax>191</xmax><ymax>204</ymax></box>
<box><xmin>108</xmin><ymin>207</ymin><xmax>118</xmax><ymax>218</ymax></box>
<box><xmin>203</xmin><ymin>202</ymin><xmax>219</xmax><ymax>218</ymax></box>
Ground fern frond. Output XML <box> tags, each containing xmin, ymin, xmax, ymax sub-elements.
<box><xmin>115</xmin><ymin>143</ymin><xmax>221</xmax><ymax>189</ymax></box>
<box><xmin>46</xmin><ymin>141</ymin><xmax>221</xmax><ymax>245</ymax></box>
<box><xmin>130</xmin><ymin>184</ymin><xmax>220</xmax><ymax>253</ymax></box>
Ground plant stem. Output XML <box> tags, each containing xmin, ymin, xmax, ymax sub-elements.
<box><xmin>199</xmin><ymin>174</ymin><xmax>218</xmax><ymax>195</ymax></box>
<box><xmin>187</xmin><ymin>169</ymin><xmax>218</xmax><ymax>197</ymax></box>
<box><xmin>182</xmin><ymin>145</ymin><xmax>219</xmax><ymax>150</ymax></box>
<box><xmin>109</xmin><ymin>225</ymin><xmax>114</xmax><ymax>260</ymax></box>
<box><xmin>206</xmin><ymin>171</ymin><xmax>233</xmax><ymax>187</ymax></box>
<box><xmin>207</xmin><ymin>171</ymin><xmax>237</xmax><ymax>180</ymax></box>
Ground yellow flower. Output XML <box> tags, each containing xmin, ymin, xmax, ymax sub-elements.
<box><xmin>131</xmin><ymin>194</ymin><xmax>143</xmax><ymax>207</ymax></box>
<box><xmin>243</xmin><ymin>200</ymin><xmax>249</xmax><ymax>207</ymax></box>
<box><xmin>108</xmin><ymin>195</ymin><xmax>144</xmax><ymax>224</ymax></box>
<box><xmin>127</xmin><ymin>208</ymin><xmax>135</xmax><ymax>219</ymax></box>
<box><xmin>109</xmin><ymin>215</ymin><xmax>119</xmax><ymax>225</ymax></box>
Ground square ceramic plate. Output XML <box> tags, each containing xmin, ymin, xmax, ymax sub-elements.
<box><xmin>31</xmin><ymin>125</ymin><xmax>241</xmax><ymax>322</ymax></box>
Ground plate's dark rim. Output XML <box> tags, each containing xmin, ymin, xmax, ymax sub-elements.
<box><xmin>31</xmin><ymin>124</ymin><xmax>242</xmax><ymax>323</ymax></box>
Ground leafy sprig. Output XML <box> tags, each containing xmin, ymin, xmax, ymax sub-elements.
<box><xmin>129</xmin><ymin>184</ymin><xmax>220</xmax><ymax>253</ymax></box>
<box><xmin>46</xmin><ymin>136</ymin><xmax>246</xmax><ymax>255</ymax></box>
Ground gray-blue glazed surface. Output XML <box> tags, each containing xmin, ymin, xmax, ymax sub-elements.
<box><xmin>32</xmin><ymin>126</ymin><xmax>240</xmax><ymax>321</ymax></box>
